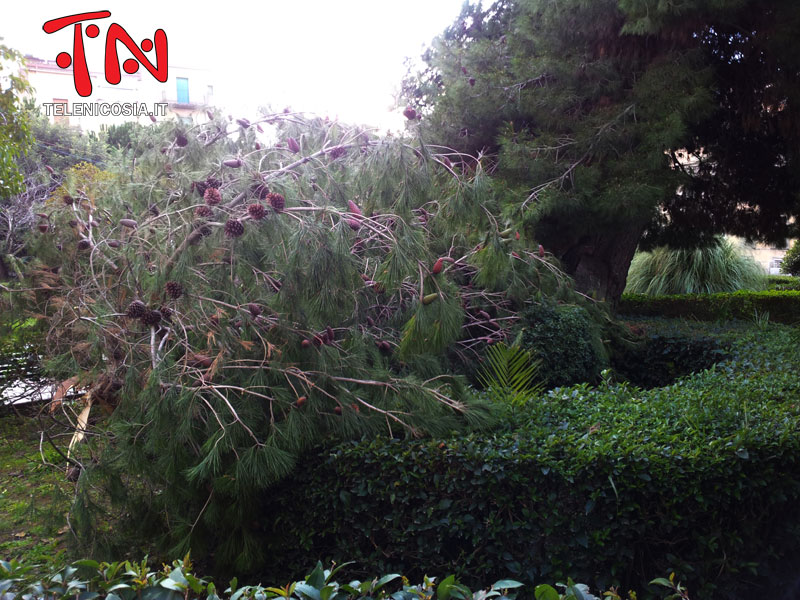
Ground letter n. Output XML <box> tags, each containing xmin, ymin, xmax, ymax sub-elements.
<box><xmin>105</xmin><ymin>23</ymin><xmax>168</xmax><ymax>85</ymax></box>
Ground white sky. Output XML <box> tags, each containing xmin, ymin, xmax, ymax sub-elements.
<box><xmin>2</xmin><ymin>0</ymin><xmax>471</xmax><ymax>130</ymax></box>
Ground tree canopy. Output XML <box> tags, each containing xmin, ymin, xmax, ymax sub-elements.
<box><xmin>0</xmin><ymin>41</ymin><xmax>33</xmax><ymax>201</ymax></box>
<box><xmin>403</xmin><ymin>0</ymin><xmax>800</xmax><ymax>301</ymax></box>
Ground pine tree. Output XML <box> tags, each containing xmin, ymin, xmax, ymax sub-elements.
<box><xmin>15</xmin><ymin>110</ymin><xmax>578</xmax><ymax>570</ymax></box>
<box><xmin>403</xmin><ymin>0</ymin><xmax>800</xmax><ymax>303</ymax></box>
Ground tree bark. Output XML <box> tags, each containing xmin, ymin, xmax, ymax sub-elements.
<box><xmin>549</xmin><ymin>225</ymin><xmax>645</xmax><ymax>307</ymax></box>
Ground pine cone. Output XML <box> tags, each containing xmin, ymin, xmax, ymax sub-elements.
<box><xmin>267</xmin><ymin>192</ymin><xmax>285</xmax><ymax>212</ymax></box>
<box><xmin>205</xmin><ymin>176</ymin><xmax>221</xmax><ymax>189</ymax></box>
<box><xmin>204</xmin><ymin>187</ymin><xmax>222</xmax><ymax>206</ymax></box>
<box><xmin>253</xmin><ymin>183</ymin><xmax>270</xmax><ymax>199</ymax></box>
<box><xmin>126</xmin><ymin>300</ymin><xmax>147</xmax><ymax>319</ymax></box>
<box><xmin>224</xmin><ymin>219</ymin><xmax>245</xmax><ymax>238</ymax></box>
<box><xmin>159</xmin><ymin>305</ymin><xmax>172</xmax><ymax>321</ymax></box>
<box><xmin>165</xmin><ymin>280</ymin><xmax>183</xmax><ymax>299</ymax></box>
<box><xmin>248</xmin><ymin>203</ymin><xmax>266</xmax><ymax>220</ymax></box>
<box><xmin>142</xmin><ymin>310</ymin><xmax>162</xmax><ymax>326</ymax></box>
<box><xmin>195</xmin><ymin>205</ymin><xmax>213</xmax><ymax>218</ymax></box>
<box><xmin>192</xmin><ymin>180</ymin><xmax>208</xmax><ymax>197</ymax></box>
<box><xmin>328</xmin><ymin>146</ymin><xmax>347</xmax><ymax>160</ymax></box>
<box><xmin>247</xmin><ymin>303</ymin><xmax>262</xmax><ymax>317</ymax></box>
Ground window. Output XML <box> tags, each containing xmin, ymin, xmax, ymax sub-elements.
<box><xmin>176</xmin><ymin>77</ymin><xmax>189</xmax><ymax>104</ymax></box>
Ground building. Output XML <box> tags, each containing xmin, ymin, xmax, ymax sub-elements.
<box><xmin>22</xmin><ymin>55</ymin><xmax>215</xmax><ymax>131</ymax></box>
<box><xmin>738</xmin><ymin>239</ymin><xmax>794</xmax><ymax>275</ymax></box>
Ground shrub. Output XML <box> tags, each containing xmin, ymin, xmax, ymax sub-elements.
<box><xmin>625</xmin><ymin>237</ymin><xmax>766</xmax><ymax>296</ymax></box>
<box><xmin>611</xmin><ymin>319</ymin><xmax>728</xmax><ymax>388</ymax></box>
<box><xmin>766</xmin><ymin>274</ymin><xmax>800</xmax><ymax>291</ymax></box>
<box><xmin>780</xmin><ymin>239</ymin><xmax>800</xmax><ymax>276</ymax></box>
<box><xmin>259</xmin><ymin>323</ymin><xmax>800</xmax><ymax>600</ymax></box>
<box><xmin>618</xmin><ymin>290</ymin><xmax>800</xmax><ymax>324</ymax></box>
<box><xmin>518</xmin><ymin>303</ymin><xmax>608</xmax><ymax>388</ymax></box>
<box><xmin>0</xmin><ymin>556</ymin><xmax>691</xmax><ymax>600</ymax></box>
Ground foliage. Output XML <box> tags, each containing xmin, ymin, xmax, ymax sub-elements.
<box><xmin>102</xmin><ymin>121</ymin><xmax>149</xmax><ymax>151</ymax></box>
<box><xmin>619</xmin><ymin>290</ymin><xmax>800</xmax><ymax>325</ymax></box>
<box><xmin>517</xmin><ymin>303</ymin><xmax>608</xmax><ymax>388</ymax></box>
<box><xmin>0</xmin><ymin>109</ymin><xmax>109</xmax><ymax>281</ymax></box>
<box><xmin>402</xmin><ymin>1</ymin><xmax>800</xmax><ymax>302</ymax></box>
<box><xmin>766</xmin><ymin>274</ymin><xmax>800</xmax><ymax>290</ymax></box>
<box><xmin>19</xmin><ymin>109</ymin><xmax>108</xmax><ymax>173</ymax></box>
<box><xmin>8</xmin><ymin>111</ymin><xmax>583</xmax><ymax>570</ymax></box>
<box><xmin>476</xmin><ymin>342</ymin><xmax>542</xmax><ymax>406</ymax></box>
<box><xmin>625</xmin><ymin>237</ymin><xmax>766</xmax><ymax>296</ymax></box>
<box><xmin>780</xmin><ymin>239</ymin><xmax>800</xmax><ymax>276</ymax></box>
<box><xmin>259</xmin><ymin>323</ymin><xmax>800</xmax><ymax>600</ymax></box>
<box><xmin>611</xmin><ymin>319</ymin><xmax>727</xmax><ymax>389</ymax></box>
<box><xmin>0</xmin><ymin>41</ymin><xmax>33</xmax><ymax>201</ymax></box>
<box><xmin>2</xmin><ymin>555</ymin><xmax>703</xmax><ymax>600</ymax></box>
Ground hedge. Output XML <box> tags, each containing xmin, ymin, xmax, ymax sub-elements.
<box><xmin>618</xmin><ymin>290</ymin><xmax>800</xmax><ymax>324</ymax></box>
<box><xmin>766</xmin><ymin>275</ymin><xmax>800</xmax><ymax>291</ymax></box>
<box><xmin>0</xmin><ymin>557</ymin><xmax>688</xmax><ymax>600</ymax></box>
<box><xmin>256</xmin><ymin>323</ymin><xmax>800</xmax><ymax>600</ymax></box>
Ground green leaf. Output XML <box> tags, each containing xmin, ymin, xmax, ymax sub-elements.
<box><xmin>374</xmin><ymin>574</ymin><xmax>402</xmax><ymax>591</ymax></box>
<box><xmin>437</xmin><ymin>575</ymin><xmax>457</xmax><ymax>600</ymax></box>
<box><xmin>306</xmin><ymin>563</ymin><xmax>326</xmax><ymax>590</ymax></box>
<box><xmin>564</xmin><ymin>579</ymin><xmax>585</xmax><ymax>600</ymax></box>
<box><xmin>491</xmin><ymin>580</ymin><xmax>524</xmax><ymax>590</ymax></box>
<box><xmin>649</xmin><ymin>578</ymin><xmax>673</xmax><ymax>588</ymax></box>
<box><xmin>534</xmin><ymin>585</ymin><xmax>560</xmax><ymax>600</ymax></box>
<box><xmin>160</xmin><ymin>579</ymin><xmax>186</xmax><ymax>592</ymax></box>
<box><xmin>295</xmin><ymin>583</ymin><xmax>322</xmax><ymax>600</ymax></box>
<box><xmin>320</xmin><ymin>584</ymin><xmax>337</xmax><ymax>600</ymax></box>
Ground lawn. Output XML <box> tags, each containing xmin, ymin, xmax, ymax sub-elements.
<box><xmin>0</xmin><ymin>408</ymin><xmax>73</xmax><ymax>565</ymax></box>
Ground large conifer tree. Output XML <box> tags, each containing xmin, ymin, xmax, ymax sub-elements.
<box><xmin>15</xmin><ymin>109</ymin><xmax>578</xmax><ymax>570</ymax></box>
<box><xmin>403</xmin><ymin>0</ymin><xmax>800</xmax><ymax>302</ymax></box>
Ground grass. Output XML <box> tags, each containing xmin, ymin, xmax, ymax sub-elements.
<box><xmin>0</xmin><ymin>408</ymin><xmax>74</xmax><ymax>564</ymax></box>
<box><xmin>625</xmin><ymin>235</ymin><xmax>767</xmax><ymax>295</ymax></box>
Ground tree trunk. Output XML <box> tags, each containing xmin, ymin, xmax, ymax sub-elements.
<box><xmin>552</xmin><ymin>226</ymin><xmax>644</xmax><ymax>307</ymax></box>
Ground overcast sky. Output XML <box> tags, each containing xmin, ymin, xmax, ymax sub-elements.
<box><xmin>3</xmin><ymin>0</ymin><xmax>471</xmax><ymax>130</ymax></box>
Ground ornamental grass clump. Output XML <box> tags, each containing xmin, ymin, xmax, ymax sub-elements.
<box><xmin>625</xmin><ymin>236</ymin><xmax>766</xmax><ymax>296</ymax></box>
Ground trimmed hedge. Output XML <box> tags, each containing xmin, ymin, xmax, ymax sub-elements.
<box><xmin>518</xmin><ymin>303</ymin><xmax>608</xmax><ymax>388</ymax></box>
<box><xmin>611</xmin><ymin>319</ymin><xmax>727</xmax><ymax>388</ymax></box>
<box><xmin>0</xmin><ymin>557</ymin><xmax>687</xmax><ymax>600</ymax></box>
<box><xmin>766</xmin><ymin>275</ymin><xmax>800</xmax><ymax>291</ymax></box>
<box><xmin>618</xmin><ymin>290</ymin><xmax>800</xmax><ymax>324</ymax></box>
<box><xmin>258</xmin><ymin>323</ymin><xmax>800</xmax><ymax>600</ymax></box>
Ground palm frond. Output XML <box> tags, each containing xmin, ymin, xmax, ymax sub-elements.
<box><xmin>477</xmin><ymin>342</ymin><xmax>544</xmax><ymax>406</ymax></box>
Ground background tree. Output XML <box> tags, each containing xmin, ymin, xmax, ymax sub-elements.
<box><xmin>0</xmin><ymin>41</ymin><xmax>34</xmax><ymax>279</ymax></box>
<box><xmin>0</xmin><ymin>40</ymin><xmax>32</xmax><ymax>201</ymax></box>
<box><xmin>0</xmin><ymin>110</ymin><xmax>110</xmax><ymax>280</ymax></box>
<box><xmin>403</xmin><ymin>0</ymin><xmax>800</xmax><ymax>302</ymax></box>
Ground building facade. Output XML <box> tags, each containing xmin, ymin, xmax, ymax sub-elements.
<box><xmin>23</xmin><ymin>55</ymin><xmax>215</xmax><ymax>131</ymax></box>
